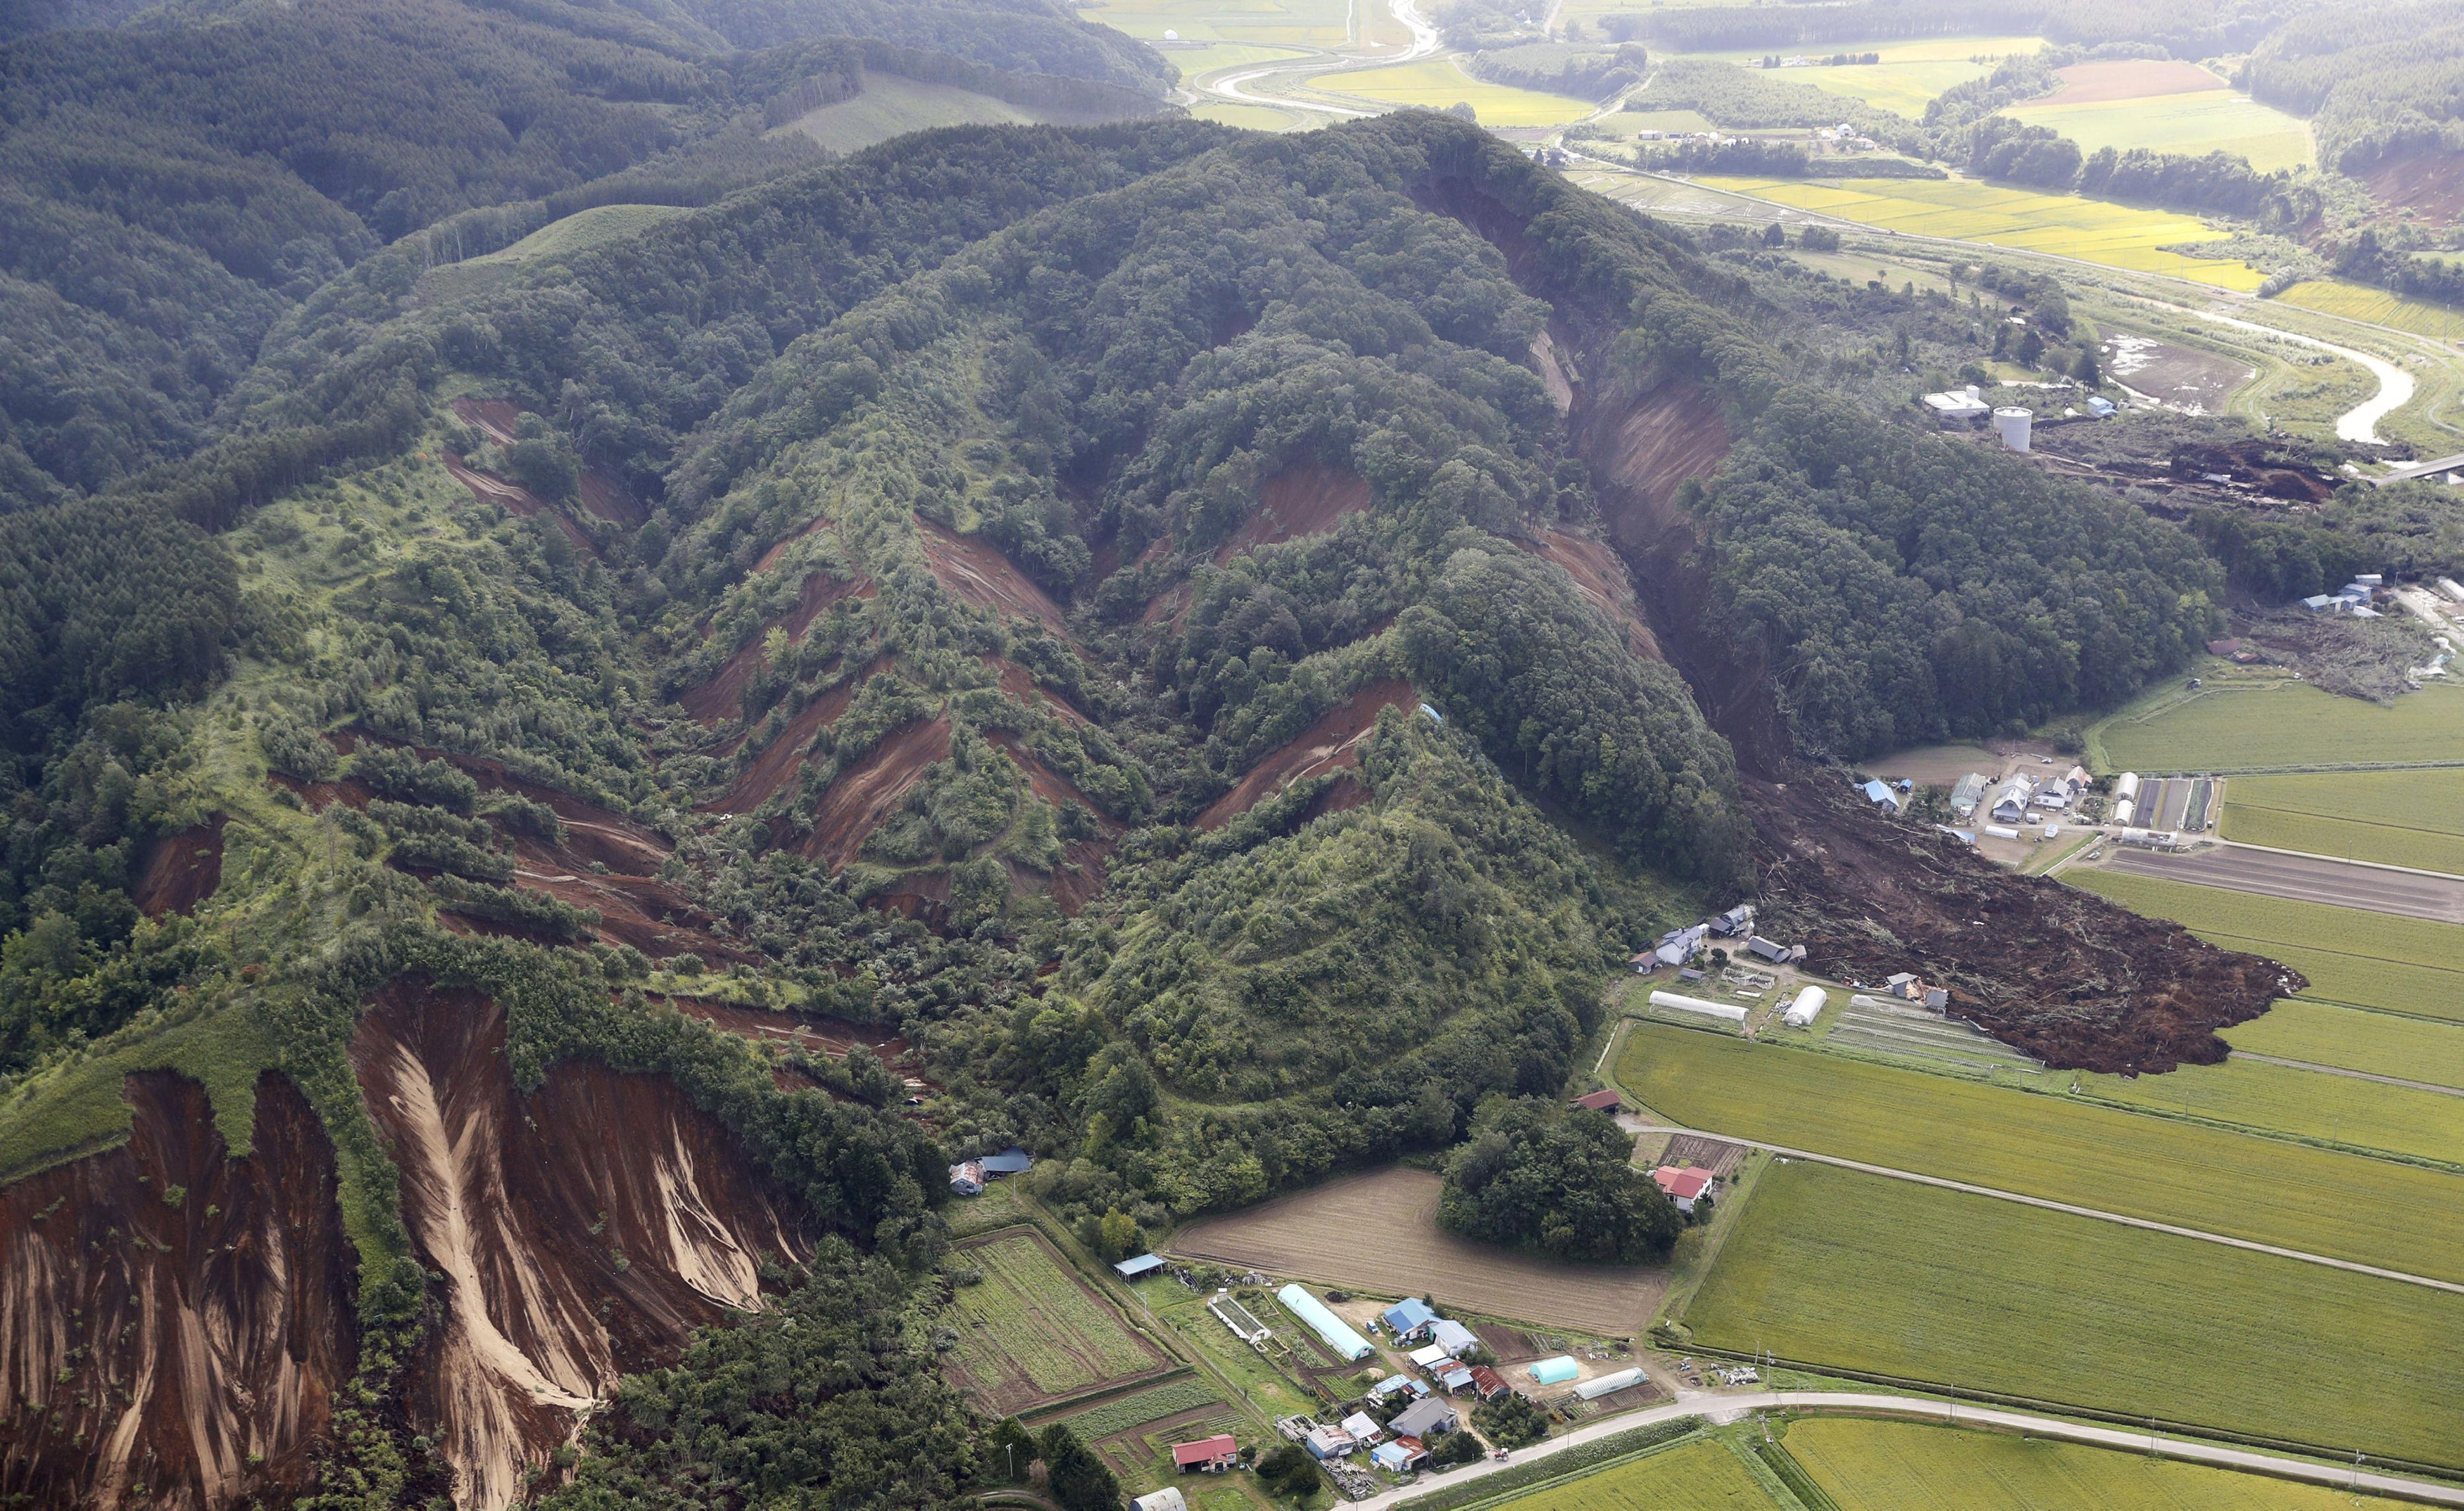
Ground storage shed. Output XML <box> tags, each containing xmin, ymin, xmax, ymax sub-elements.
<box><xmin>1114</xmin><ymin>1253</ymin><xmax>1167</xmax><ymax>1279</ymax></box>
<box><xmin>1277</xmin><ymin>1284</ymin><xmax>1374</xmax><ymax>1362</ymax></box>
<box><xmin>1133</xmin><ymin>1491</ymin><xmax>1188</xmax><ymax>1511</ymax></box>
<box><xmin>1526</xmin><ymin>1356</ymin><xmax>1580</xmax><ymax>1386</ymax></box>
<box><xmin>1431</xmin><ymin>1319</ymin><xmax>1479</xmax><ymax>1358</ymax></box>
<box><xmin>1574</xmin><ymin>1367</ymin><xmax>1647</xmax><ymax>1400</ymax></box>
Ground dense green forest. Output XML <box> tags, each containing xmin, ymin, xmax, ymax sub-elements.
<box><xmin>1439</xmin><ymin>1096</ymin><xmax>1683</xmax><ymax>1262</ymax></box>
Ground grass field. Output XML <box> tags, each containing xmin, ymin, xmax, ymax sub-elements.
<box><xmin>1074</xmin><ymin>0</ymin><xmax>1350</xmax><ymax>45</ymax></box>
<box><xmin>2095</xmin><ymin>677</ymin><xmax>2464</xmax><ymax>774</ymax></box>
<box><xmin>2220</xmin><ymin>770</ymin><xmax>2464</xmax><ymax>874</ymax></box>
<box><xmin>943</xmin><ymin>1230</ymin><xmax>1166</xmax><ymax>1413</ymax></box>
<box><xmin>2078</xmin><ymin>1052</ymin><xmax>2464</xmax><ymax>1163</ymax></box>
<box><xmin>1747</xmin><ymin>38</ymin><xmax>2045</xmax><ymax>118</ymax></box>
<box><xmin>2225</xmin><ymin>998</ymin><xmax>2464</xmax><ymax>1089</ymax></box>
<box><xmin>2067</xmin><ymin>868</ymin><xmax>2464</xmax><ymax>1022</ymax></box>
<box><xmin>1309</xmin><ymin>58</ymin><xmax>1597</xmax><ymax>125</ymax></box>
<box><xmin>1785</xmin><ymin>1417</ymin><xmax>2426</xmax><ymax>1509</ymax></box>
<box><xmin>474</xmin><ymin>203</ymin><xmax>689</xmax><ymax>265</ymax></box>
<box><xmin>2277</xmin><ymin>277</ymin><xmax>2464</xmax><ymax>343</ymax></box>
<box><xmin>1614</xmin><ymin>1023</ymin><xmax>2464</xmax><ymax>1284</ymax></box>
<box><xmin>1692</xmin><ymin>176</ymin><xmax>2268</xmax><ymax>291</ymax></box>
<box><xmin>2006</xmin><ymin>91</ymin><xmax>2313</xmax><ymax>173</ymax></box>
<box><xmin>1590</xmin><ymin>107</ymin><xmax>1716</xmax><ymax>137</ymax></box>
<box><xmin>1489</xmin><ymin>1438</ymin><xmax>1779</xmax><ymax>1511</ymax></box>
<box><xmin>1055</xmin><ymin>1377</ymin><xmax>1226</xmax><ymax>1436</ymax></box>
<box><xmin>773</xmin><ymin>76</ymin><xmax>1064</xmax><ymax>155</ymax></box>
<box><xmin>1684</xmin><ymin>1162</ymin><xmax>2464</xmax><ymax>1471</ymax></box>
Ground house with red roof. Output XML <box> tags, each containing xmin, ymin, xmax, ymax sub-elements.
<box><xmin>1465</xmin><ymin>1365</ymin><xmax>1512</xmax><ymax>1402</ymax></box>
<box><xmin>1171</xmin><ymin>1435</ymin><xmax>1239</xmax><ymax>1473</ymax></box>
<box><xmin>1569</xmin><ymin>1089</ymin><xmax>1621</xmax><ymax>1113</ymax></box>
<box><xmin>1651</xmin><ymin>1166</ymin><xmax>1714</xmax><ymax>1214</ymax></box>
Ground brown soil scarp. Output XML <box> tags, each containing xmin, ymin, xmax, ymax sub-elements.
<box><xmin>0</xmin><ymin>1070</ymin><xmax>357</xmax><ymax>1511</ymax></box>
<box><xmin>1526</xmin><ymin>529</ymin><xmax>1662</xmax><ymax>661</ymax></box>
<box><xmin>1047</xmin><ymin>839</ymin><xmax>1115</xmax><ymax>915</ymax></box>
<box><xmin>1747</xmin><ymin>775</ymin><xmax>2295</xmax><ymax>1073</ymax></box>
<box><xmin>794</xmin><ymin>716</ymin><xmax>954</xmax><ymax>870</ymax></box>
<box><xmin>917</xmin><ymin>520</ymin><xmax>1068</xmax><ymax>634</ymax></box>
<box><xmin>351</xmin><ymin>980</ymin><xmax>807</xmax><ymax>1511</ymax></box>
<box><xmin>1194</xmin><ymin>679</ymin><xmax>1416</xmax><ymax>831</ymax></box>
<box><xmin>452</xmin><ymin>398</ymin><xmax>524</xmax><ymax>445</ymax></box>
<box><xmin>986</xmin><ymin>655</ymin><xmax>1091</xmax><ymax>725</ymax></box>
<box><xmin>2363</xmin><ymin>151</ymin><xmax>2464</xmax><ymax>223</ymax></box>
<box><xmin>130</xmin><ymin>816</ymin><xmax>225</xmax><ymax>917</ymax></box>
<box><xmin>1213</xmin><ymin>462</ymin><xmax>1371</xmax><ymax>563</ymax></box>
<box><xmin>700</xmin><ymin>655</ymin><xmax>895</xmax><ymax>816</ymax></box>
<box><xmin>574</xmin><ymin>470</ymin><xmax>646</xmax><ymax>528</ymax></box>
<box><xmin>983</xmin><ymin>731</ymin><xmax>1123</xmax><ymax>827</ymax></box>
<box><xmin>439</xmin><ymin>456</ymin><xmax>597</xmax><ymax>556</ymax></box>
<box><xmin>680</xmin><ymin>571</ymin><xmax>874</xmax><ymax>726</ymax></box>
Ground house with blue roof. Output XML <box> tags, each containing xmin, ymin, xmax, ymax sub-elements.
<box><xmin>1380</xmin><ymin>1298</ymin><xmax>1437</xmax><ymax>1341</ymax></box>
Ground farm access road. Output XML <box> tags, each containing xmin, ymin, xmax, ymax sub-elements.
<box><xmin>2095</xmin><ymin>843</ymin><xmax>2464</xmax><ymax>924</ymax></box>
<box><xmin>1350</xmin><ymin>1391</ymin><xmax>2464</xmax><ymax>1510</ymax></box>
<box><xmin>1617</xmin><ymin>1120</ymin><xmax>2464</xmax><ymax>1297</ymax></box>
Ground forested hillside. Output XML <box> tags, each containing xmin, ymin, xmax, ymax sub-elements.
<box><xmin>0</xmin><ymin>102</ymin><xmax>2289</xmax><ymax>1511</ymax></box>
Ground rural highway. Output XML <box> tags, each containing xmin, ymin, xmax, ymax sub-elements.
<box><xmin>1619</xmin><ymin>1121</ymin><xmax>2464</xmax><ymax>1296</ymax></box>
<box><xmin>1351</xmin><ymin>1391</ymin><xmax>2464</xmax><ymax>1509</ymax></box>
<box><xmin>2095</xmin><ymin>842</ymin><xmax>2464</xmax><ymax>923</ymax></box>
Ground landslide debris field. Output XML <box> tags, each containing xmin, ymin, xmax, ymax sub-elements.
<box><xmin>1747</xmin><ymin>777</ymin><xmax>2297</xmax><ymax>1073</ymax></box>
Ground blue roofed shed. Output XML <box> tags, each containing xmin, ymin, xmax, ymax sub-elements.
<box><xmin>1380</xmin><ymin>1298</ymin><xmax>1437</xmax><ymax>1339</ymax></box>
<box><xmin>979</xmin><ymin>1148</ymin><xmax>1033</xmax><ymax>1176</ymax></box>
<box><xmin>1114</xmin><ymin>1253</ymin><xmax>1166</xmax><ymax>1279</ymax></box>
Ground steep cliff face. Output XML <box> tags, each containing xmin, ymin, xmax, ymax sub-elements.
<box><xmin>349</xmin><ymin>981</ymin><xmax>809</xmax><ymax>1510</ymax></box>
<box><xmin>0</xmin><ymin>1071</ymin><xmax>358</xmax><ymax>1511</ymax></box>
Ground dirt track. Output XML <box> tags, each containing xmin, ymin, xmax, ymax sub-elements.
<box><xmin>2096</xmin><ymin>844</ymin><xmax>2464</xmax><ymax>924</ymax></box>
<box><xmin>1165</xmin><ymin>1167</ymin><xmax>1664</xmax><ymax>1337</ymax></box>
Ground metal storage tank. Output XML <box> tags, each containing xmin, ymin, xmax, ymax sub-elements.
<box><xmin>1992</xmin><ymin>406</ymin><xmax>2032</xmax><ymax>451</ymax></box>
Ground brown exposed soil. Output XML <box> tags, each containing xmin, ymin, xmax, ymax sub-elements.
<box><xmin>1194</xmin><ymin>679</ymin><xmax>1416</xmax><ymax>830</ymax></box>
<box><xmin>439</xmin><ymin>455</ymin><xmax>596</xmax><ymax>555</ymax></box>
<box><xmin>574</xmin><ymin>470</ymin><xmax>646</xmax><ymax>529</ymax></box>
<box><xmin>1212</xmin><ymin>462</ymin><xmax>1371</xmax><ymax>563</ymax></box>
<box><xmin>2039</xmin><ymin>59</ymin><xmax>2223</xmax><ymax>106</ymax></box>
<box><xmin>1747</xmin><ymin>774</ymin><xmax>2296</xmax><ymax>1073</ymax></box>
<box><xmin>130</xmin><ymin>816</ymin><xmax>225</xmax><ymax>917</ymax></box>
<box><xmin>351</xmin><ymin>979</ymin><xmax>808</xmax><ymax>1511</ymax></box>
<box><xmin>793</xmin><ymin>717</ymin><xmax>954</xmax><ymax>870</ymax></box>
<box><xmin>1526</xmin><ymin>529</ymin><xmax>1662</xmax><ymax>661</ymax></box>
<box><xmin>2363</xmin><ymin>150</ymin><xmax>2464</xmax><ymax>224</ymax></box>
<box><xmin>0</xmin><ymin>1070</ymin><xmax>358</xmax><ymax>1511</ymax></box>
<box><xmin>986</xmin><ymin>655</ymin><xmax>1090</xmax><ymax>725</ymax></box>
<box><xmin>679</xmin><ymin>571</ymin><xmax>875</xmax><ymax>725</ymax></box>
<box><xmin>700</xmin><ymin>656</ymin><xmax>895</xmax><ymax>816</ymax></box>
<box><xmin>917</xmin><ymin>520</ymin><xmax>1068</xmax><ymax>634</ymax></box>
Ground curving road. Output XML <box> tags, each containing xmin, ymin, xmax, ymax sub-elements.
<box><xmin>1346</xmin><ymin>1391</ymin><xmax>2464</xmax><ymax>1510</ymax></box>
<box><xmin>1203</xmin><ymin>0</ymin><xmax>1438</xmax><ymax>118</ymax></box>
<box><xmin>1618</xmin><ymin>1120</ymin><xmax>2464</xmax><ymax>1296</ymax></box>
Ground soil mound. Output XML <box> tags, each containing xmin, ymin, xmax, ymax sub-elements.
<box><xmin>130</xmin><ymin>816</ymin><xmax>225</xmax><ymax>917</ymax></box>
<box><xmin>1747</xmin><ymin>774</ymin><xmax>2296</xmax><ymax>1073</ymax></box>
<box><xmin>1195</xmin><ymin>679</ymin><xmax>1415</xmax><ymax>830</ymax></box>
<box><xmin>0</xmin><ymin>1070</ymin><xmax>356</xmax><ymax>1511</ymax></box>
<box><xmin>351</xmin><ymin>979</ymin><xmax>807</xmax><ymax>1511</ymax></box>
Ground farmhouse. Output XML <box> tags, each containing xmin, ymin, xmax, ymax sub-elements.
<box><xmin>1381</xmin><ymin>1296</ymin><xmax>1438</xmax><ymax>1340</ymax></box>
<box><xmin>1569</xmin><ymin>1089</ymin><xmax>1622</xmax><ymax>1113</ymax></box>
<box><xmin>1859</xmin><ymin>777</ymin><xmax>1902</xmax><ymax>813</ymax></box>
<box><xmin>1304</xmin><ymin>1424</ymin><xmax>1354</xmax><ymax>1460</ymax></box>
<box><xmin>1710</xmin><ymin>903</ymin><xmax>1755</xmax><ymax>936</ymax></box>
<box><xmin>1172</xmin><ymin>1436</ymin><xmax>1239</xmax><ymax>1473</ymax></box>
<box><xmin>947</xmin><ymin>1160</ymin><xmax>986</xmax><ymax>1196</ymax></box>
<box><xmin>1990</xmin><ymin>776</ymin><xmax>2036</xmax><ymax>823</ymax></box>
<box><xmin>1466</xmin><ymin>1365</ymin><xmax>1512</xmax><ymax>1401</ymax></box>
<box><xmin>1388</xmin><ymin>1398</ymin><xmax>1459</xmax><ymax>1440</ymax></box>
<box><xmin>1409</xmin><ymin>1343</ymin><xmax>1453</xmax><ymax>1370</ymax></box>
<box><xmin>1437</xmin><ymin>1362</ymin><xmax>1476</xmax><ymax>1393</ymax></box>
<box><xmin>1652</xmin><ymin>1167</ymin><xmax>1715</xmax><ymax>1213</ymax></box>
<box><xmin>1372</xmin><ymin>1440</ymin><xmax>1426</xmax><ymax>1472</ymax></box>
<box><xmin>1949</xmin><ymin>772</ymin><xmax>1988</xmax><ymax>818</ymax></box>
<box><xmin>1369</xmin><ymin>1374</ymin><xmax>1428</xmax><ymax>1402</ymax></box>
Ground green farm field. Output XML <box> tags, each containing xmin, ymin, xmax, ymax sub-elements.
<box><xmin>1487</xmin><ymin>1437</ymin><xmax>1780</xmax><ymax>1511</ymax></box>
<box><xmin>2225</xmin><ymin>998</ymin><xmax>2464</xmax><ymax>1089</ymax></box>
<box><xmin>2006</xmin><ymin>90</ymin><xmax>2312</xmax><ymax>173</ymax></box>
<box><xmin>1747</xmin><ymin>38</ymin><xmax>2044</xmax><ymax>118</ymax></box>
<box><xmin>2067</xmin><ymin>868</ymin><xmax>2464</xmax><ymax>1022</ymax></box>
<box><xmin>2277</xmin><ymin>277</ymin><xmax>2464</xmax><ymax>342</ymax></box>
<box><xmin>2094</xmin><ymin>677</ymin><xmax>2464</xmax><ymax>774</ymax></box>
<box><xmin>474</xmin><ymin>203</ymin><xmax>690</xmax><ymax>265</ymax></box>
<box><xmin>1691</xmin><ymin>175</ymin><xmax>2267</xmax><ymax>290</ymax></box>
<box><xmin>2220</xmin><ymin>769</ymin><xmax>2464</xmax><ymax>874</ymax></box>
<box><xmin>1785</xmin><ymin>1417</ymin><xmax>2428</xmax><ymax>1510</ymax></box>
<box><xmin>1684</xmin><ymin>1163</ymin><xmax>2464</xmax><ymax>1470</ymax></box>
<box><xmin>944</xmin><ymin>1231</ymin><xmax>1166</xmax><ymax>1414</ymax></box>
<box><xmin>1074</xmin><ymin>0</ymin><xmax>1350</xmax><ymax>46</ymax></box>
<box><xmin>1614</xmin><ymin>1024</ymin><xmax>2464</xmax><ymax>1283</ymax></box>
<box><xmin>1310</xmin><ymin>58</ymin><xmax>1596</xmax><ymax>125</ymax></box>
<box><xmin>2078</xmin><ymin>1053</ymin><xmax>2464</xmax><ymax>1164</ymax></box>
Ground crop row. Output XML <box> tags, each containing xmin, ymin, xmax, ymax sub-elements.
<box><xmin>1062</xmin><ymin>1378</ymin><xmax>1226</xmax><ymax>1441</ymax></box>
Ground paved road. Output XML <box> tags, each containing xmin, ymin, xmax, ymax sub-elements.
<box><xmin>1205</xmin><ymin>0</ymin><xmax>1435</xmax><ymax>117</ymax></box>
<box><xmin>1618</xmin><ymin>1120</ymin><xmax>2464</xmax><ymax>1296</ymax></box>
<box><xmin>2234</xmin><ymin>1051</ymin><xmax>2464</xmax><ymax>1100</ymax></box>
<box><xmin>1347</xmin><ymin>1391</ymin><xmax>2464</xmax><ymax>1510</ymax></box>
<box><xmin>2097</xmin><ymin>843</ymin><xmax>2464</xmax><ymax>923</ymax></box>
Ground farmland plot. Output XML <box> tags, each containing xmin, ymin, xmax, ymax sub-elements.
<box><xmin>2223</xmin><ymin>998</ymin><xmax>2464</xmax><ymax>1090</ymax></box>
<box><xmin>2277</xmin><ymin>277</ymin><xmax>2464</xmax><ymax>342</ymax></box>
<box><xmin>2078</xmin><ymin>1053</ymin><xmax>2464</xmax><ymax>1164</ymax></box>
<box><xmin>944</xmin><ymin>1229</ymin><xmax>1169</xmax><ymax>1414</ymax></box>
<box><xmin>1483</xmin><ymin>1437</ymin><xmax>1780</xmax><ymax>1511</ymax></box>
<box><xmin>2069</xmin><ymin>868</ymin><xmax>2464</xmax><ymax>1022</ymax></box>
<box><xmin>1167</xmin><ymin>1167</ymin><xmax>1664</xmax><ymax>1336</ymax></box>
<box><xmin>2096</xmin><ymin>677</ymin><xmax>2464</xmax><ymax>774</ymax></box>
<box><xmin>1683</xmin><ymin>1163</ymin><xmax>2464</xmax><ymax>1470</ymax></box>
<box><xmin>2220</xmin><ymin>769</ymin><xmax>2464</xmax><ymax>875</ymax></box>
<box><xmin>1786</xmin><ymin>1417</ymin><xmax>2418</xmax><ymax>1509</ymax></box>
<box><xmin>1616</xmin><ymin>1024</ymin><xmax>2464</xmax><ymax>1284</ymax></box>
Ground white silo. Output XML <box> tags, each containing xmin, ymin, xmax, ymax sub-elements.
<box><xmin>1992</xmin><ymin>406</ymin><xmax>2032</xmax><ymax>452</ymax></box>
